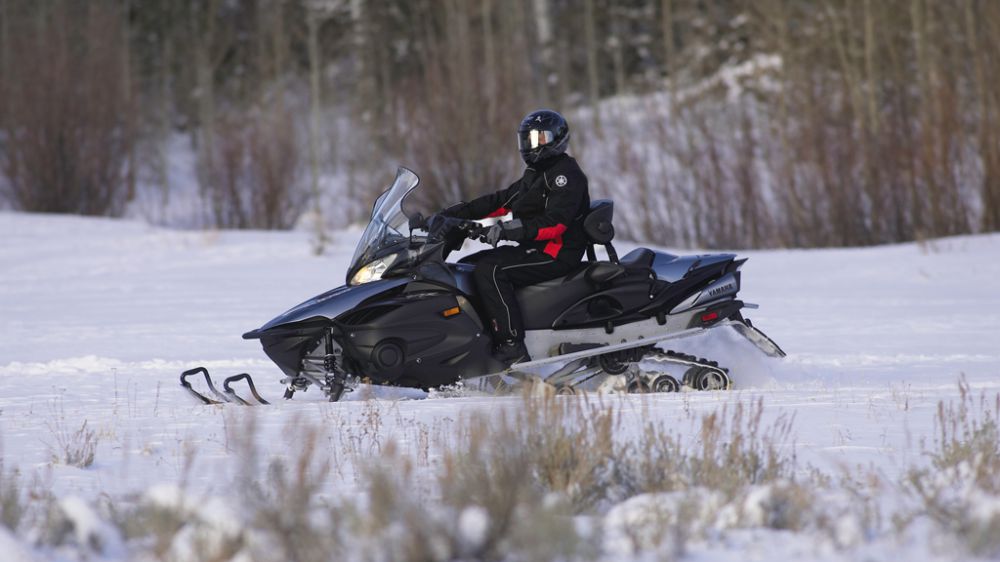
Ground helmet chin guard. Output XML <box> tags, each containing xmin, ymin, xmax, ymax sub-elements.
<box><xmin>518</xmin><ymin>109</ymin><xmax>569</xmax><ymax>164</ymax></box>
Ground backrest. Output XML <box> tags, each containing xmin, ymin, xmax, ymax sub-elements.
<box><xmin>584</xmin><ymin>200</ymin><xmax>615</xmax><ymax>244</ymax></box>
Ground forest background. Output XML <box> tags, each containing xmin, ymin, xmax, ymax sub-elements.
<box><xmin>1</xmin><ymin>0</ymin><xmax>998</xmax><ymax>250</ymax></box>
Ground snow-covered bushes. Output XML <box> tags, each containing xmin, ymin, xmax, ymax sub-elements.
<box><xmin>617</xmin><ymin>398</ymin><xmax>796</xmax><ymax>500</ymax></box>
<box><xmin>334</xmin><ymin>440</ymin><xmax>590</xmax><ymax>562</ymax></box>
<box><xmin>0</xmin><ymin>462</ymin><xmax>24</xmax><ymax>531</ymax></box>
<box><xmin>904</xmin><ymin>379</ymin><xmax>1000</xmax><ymax>558</ymax></box>
<box><xmin>238</xmin><ymin>423</ymin><xmax>338</xmax><ymax>562</ymax></box>
<box><xmin>7</xmin><ymin>383</ymin><xmax>1000</xmax><ymax>560</ymax></box>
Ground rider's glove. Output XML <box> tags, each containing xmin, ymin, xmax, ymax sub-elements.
<box><xmin>425</xmin><ymin>213</ymin><xmax>451</xmax><ymax>238</ymax></box>
<box><xmin>408</xmin><ymin>212</ymin><xmax>428</xmax><ymax>231</ymax></box>
<box><xmin>485</xmin><ymin>219</ymin><xmax>525</xmax><ymax>247</ymax></box>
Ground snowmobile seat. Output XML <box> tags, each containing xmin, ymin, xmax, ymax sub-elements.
<box><xmin>584</xmin><ymin>200</ymin><xmax>620</xmax><ymax>263</ymax></box>
<box><xmin>514</xmin><ymin>265</ymin><xmax>595</xmax><ymax>329</ymax></box>
<box><xmin>584</xmin><ymin>261</ymin><xmax>625</xmax><ymax>284</ymax></box>
<box><xmin>619</xmin><ymin>248</ymin><xmax>655</xmax><ymax>270</ymax></box>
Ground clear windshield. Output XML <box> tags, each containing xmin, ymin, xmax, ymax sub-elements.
<box><xmin>349</xmin><ymin>167</ymin><xmax>421</xmax><ymax>273</ymax></box>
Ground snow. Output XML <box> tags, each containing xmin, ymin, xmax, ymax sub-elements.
<box><xmin>56</xmin><ymin>496</ymin><xmax>125</xmax><ymax>557</ymax></box>
<box><xmin>457</xmin><ymin>505</ymin><xmax>490</xmax><ymax>551</ymax></box>
<box><xmin>1</xmin><ymin>210</ymin><xmax>1000</xmax><ymax>560</ymax></box>
<box><xmin>0</xmin><ymin>526</ymin><xmax>41</xmax><ymax>562</ymax></box>
<box><xmin>603</xmin><ymin>490</ymin><xmax>725</xmax><ymax>557</ymax></box>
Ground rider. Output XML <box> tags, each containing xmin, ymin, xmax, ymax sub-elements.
<box><xmin>444</xmin><ymin>109</ymin><xmax>590</xmax><ymax>364</ymax></box>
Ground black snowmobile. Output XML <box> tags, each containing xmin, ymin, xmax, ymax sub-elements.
<box><xmin>181</xmin><ymin>168</ymin><xmax>784</xmax><ymax>404</ymax></box>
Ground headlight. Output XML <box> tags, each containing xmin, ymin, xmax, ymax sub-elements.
<box><xmin>350</xmin><ymin>254</ymin><xmax>398</xmax><ymax>286</ymax></box>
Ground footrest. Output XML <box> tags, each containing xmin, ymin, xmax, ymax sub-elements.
<box><xmin>557</xmin><ymin>342</ymin><xmax>604</xmax><ymax>355</ymax></box>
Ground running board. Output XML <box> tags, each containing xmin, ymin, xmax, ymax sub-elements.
<box><xmin>501</xmin><ymin>317</ymin><xmax>786</xmax><ymax>375</ymax></box>
<box><xmin>503</xmin><ymin>325</ymin><xmax>711</xmax><ymax>374</ymax></box>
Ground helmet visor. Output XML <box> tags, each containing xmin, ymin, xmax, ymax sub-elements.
<box><xmin>518</xmin><ymin>129</ymin><xmax>555</xmax><ymax>151</ymax></box>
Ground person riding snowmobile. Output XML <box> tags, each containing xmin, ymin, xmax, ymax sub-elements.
<box><xmin>443</xmin><ymin>109</ymin><xmax>590</xmax><ymax>364</ymax></box>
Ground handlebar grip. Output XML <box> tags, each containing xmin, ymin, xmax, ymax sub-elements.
<box><xmin>460</xmin><ymin>221</ymin><xmax>484</xmax><ymax>236</ymax></box>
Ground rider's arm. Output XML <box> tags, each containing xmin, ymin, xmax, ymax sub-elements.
<box><xmin>519</xmin><ymin>169</ymin><xmax>587</xmax><ymax>241</ymax></box>
<box><xmin>444</xmin><ymin>181</ymin><xmax>519</xmax><ymax>220</ymax></box>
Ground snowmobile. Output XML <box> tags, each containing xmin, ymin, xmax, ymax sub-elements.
<box><xmin>181</xmin><ymin>167</ymin><xmax>784</xmax><ymax>404</ymax></box>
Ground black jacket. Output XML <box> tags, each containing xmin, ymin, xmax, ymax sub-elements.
<box><xmin>450</xmin><ymin>154</ymin><xmax>590</xmax><ymax>262</ymax></box>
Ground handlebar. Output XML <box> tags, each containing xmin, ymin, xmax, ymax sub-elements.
<box><xmin>457</xmin><ymin>220</ymin><xmax>486</xmax><ymax>239</ymax></box>
<box><xmin>417</xmin><ymin>213</ymin><xmax>486</xmax><ymax>242</ymax></box>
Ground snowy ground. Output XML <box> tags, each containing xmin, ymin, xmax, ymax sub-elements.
<box><xmin>1</xmin><ymin>211</ymin><xmax>999</xmax><ymax>561</ymax></box>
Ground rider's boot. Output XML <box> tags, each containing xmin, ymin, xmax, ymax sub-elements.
<box><xmin>494</xmin><ymin>339</ymin><xmax>531</xmax><ymax>365</ymax></box>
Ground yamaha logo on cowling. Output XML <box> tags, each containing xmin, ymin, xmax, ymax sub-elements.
<box><xmin>708</xmin><ymin>283</ymin><xmax>734</xmax><ymax>297</ymax></box>
<box><xmin>554</xmin><ymin>175</ymin><xmax>568</xmax><ymax>187</ymax></box>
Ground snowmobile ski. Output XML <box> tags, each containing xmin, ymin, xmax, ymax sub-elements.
<box><xmin>180</xmin><ymin>367</ymin><xmax>270</xmax><ymax>405</ymax></box>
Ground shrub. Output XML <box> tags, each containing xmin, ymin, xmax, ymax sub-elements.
<box><xmin>196</xmin><ymin>105</ymin><xmax>308</xmax><ymax>230</ymax></box>
<box><xmin>0</xmin><ymin>0</ymin><xmax>135</xmax><ymax>216</ymax></box>
<box><xmin>905</xmin><ymin>379</ymin><xmax>1000</xmax><ymax>558</ymax></box>
<box><xmin>0</xmin><ymin>461</ymin><xmax>23</xmax><ymax>531</ymax></box>
<box><xmin>47</xmin><ymin>419</ymin><xmax>99</xmax><ymax>469</ymax></box>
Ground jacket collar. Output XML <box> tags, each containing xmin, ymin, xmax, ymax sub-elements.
<box><xmin>526</xmin><ymin>153</ymin><xmax>567</xmax><ymax>173</ymax></box>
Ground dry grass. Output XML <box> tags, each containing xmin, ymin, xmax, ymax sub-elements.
<box><xmin>0</xmin><ymin>0</ymin><xmax>135</xmax><ymax>216</ymax></box>
<box><xmin>904</xmin><ymin>378</ymin><xmax>1000</xmax><ymax>558</ymax></box>
<box><xmin>46</xmin><ymin>418</ymin><xmax>99</xmax><ymax>469</ymax></box>
<box><xmin>621</xmin><ymin>397</ymin><xmax>797</xmax><ymax>500</ymax></box>
<box><xmin>13</xmin><ymin>384</ymin><xmax>1000</xmax><ymax>559</ymax></box>
<box><xmin>241</xmin><ymin>422</ymin><xmax>336</xmax><ymax>562</ymax></box>
<box><xmin>0</xmin><ymin>460</ymin><xmax>23</xmax><ymax>531</ymax></box>
<box><xmin>115</xmin><ymin>499</ymin><xmax>187</xmax><ymax>560</ymax></box>
<box><xmin>234</xmin><ymin>392</ymin><xmax>807</xmax><ymax>560</ymax></box>
<box><xmin>334</xmin><ymin>426</ymin><xmax>593</xmax><ymax>561</ymax></box>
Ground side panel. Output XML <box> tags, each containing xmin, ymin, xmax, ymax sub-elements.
<box><xmin>550</xmin><ymin>270</ymin><xmax>655</xmax><ymax>329</ymax></box>
<box><xmin>338</xmin><ymin>290</ymin><xmax>497</xmax><ymax>388</ymax></box>
<box><xmin>670</xmin><ymin>271</ymin><xmax>742</xmax><ymax>313</ymax></box>
<box><xmin>641</xmin><ymin>258</ymin><xmax>734</xmax><ymax>316</ymax></box>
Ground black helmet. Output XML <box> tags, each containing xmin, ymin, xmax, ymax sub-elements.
<box><xmin>517</xmin><ymin>109</ymin><xmax>569</xmax><ymax>165</ymax></box>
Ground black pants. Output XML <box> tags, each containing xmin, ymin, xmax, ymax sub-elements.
<box><xmin>462</xmin><ymin>246</ymin><xmax>580</xmax><ymax>344</ymax></box>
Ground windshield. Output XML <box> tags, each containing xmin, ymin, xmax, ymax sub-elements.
<box><xmin>349</xmin><ymin>167</ymin><xmax>422</xmax><ymax>275</ymax></box>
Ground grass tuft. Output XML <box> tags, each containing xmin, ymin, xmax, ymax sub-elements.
<box><xmin>905</xmin><ymin>377</ymin><xmax>1000</xmax><ymax>558</ymax></box>
<box><xmin>0</xmin><ymin>461</ymin><xmax>24</xmax><ymax>531</ymax></box>
<box><xmin>46</xmin><ymin>408</ymin><xmax>99</xmax><ymax>469</ymax></box>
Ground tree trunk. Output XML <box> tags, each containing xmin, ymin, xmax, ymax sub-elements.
<box><xmin>583</xmin><ymin>0</ymin><xmax>600</xmax><ymax>128</ymax></box>
<box><xmin>194</xmin><ymin>0</ymin><xmax>220</xmax><ymax>226</ymax></box>
<box><xmin>121</xmin><ymin>0</ymin><xmax>136</xmax><ymax>204</ymax></box>
<box><xmin>482</xmin><ymin>0</ymin><xmax>497</xmax><ymax>122</ymax></box>
<box><xmin>661</xmin><ymin>0</ymin><xmax>675</xmax><ymax>99</ymax></box>
<box><xmin>966</xmin><ymin>0</ymin><xmax>999</xmax><ymax>231</ymax></box>
<box><xmin>0</xmin><ymin>0</ymin><xmax>9</xmax><ymax>126</ymax></box>
<box><xmin>610</xmin><ymin>6</ymin><xmax>626</xmax><ymax>96</ymax></box>
<box><xmin>307</xmin><ymin>8</ymin><xmax>327</xmax><ymax>254</ymax></box>
<box><xmin>155</xmin><ymin>0</ymin><xmax>174</xmax><ymax>215</ymax></box>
